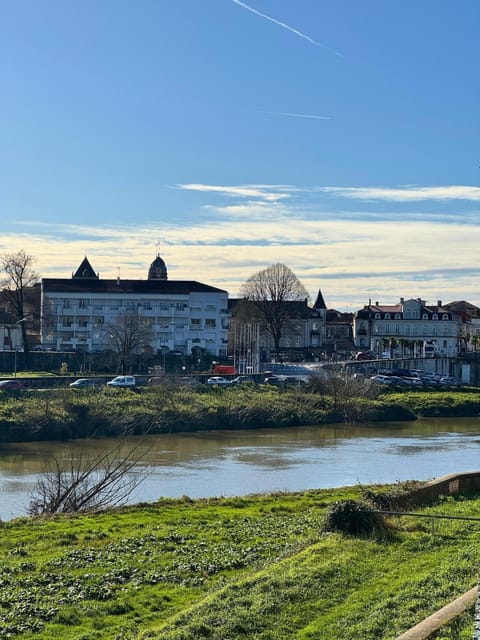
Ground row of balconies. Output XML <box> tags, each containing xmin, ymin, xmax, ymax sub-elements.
<box><xmin>55</xmin><ymin>304</ymin><xmax>229</xmax><ymax>315</ymax></box>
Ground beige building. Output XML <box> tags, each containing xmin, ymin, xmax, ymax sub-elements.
<box><xmin>354</xmin><ymin>298</ymin><xmax>461</xmax><ymax>358</ymax></box>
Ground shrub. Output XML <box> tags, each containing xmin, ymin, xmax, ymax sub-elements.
<box><xmin>323</xmin><ymin>499</ymin><xmax>394</xmax><ymax>539</ymax></box>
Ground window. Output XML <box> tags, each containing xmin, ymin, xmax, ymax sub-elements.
<box><xmin>79</xmin><ymin>299</ymin><xmax>88</xmax><ymax>309</ymax></box>
<box><xmin>385</xmin><ymin>313</ymin><xmax>391</xmax><ymax>319</ymax></box>
<box><xmin>63</xmin><ymin>300</ymin><xmax>71</xmax><ymax>309</ymax></box>
<box><xmin>442</xmin><ymin>314</ymin><xmax>449</xmax><ymax>320</ymax></box>
<box><xmin>422</xmin><ymin>313</ymin><xmax>428</xmax><ymax>319</ymax></box>
<box><xmin>375</xmin><ymin>313</ymin><xmax>381</xmax><ymax>319</ymax></box>
<box><xmin>395</xmin><ymin>313</ymin><xmax>401</xmax><ymax>319</ymax></box>
<box><xmin>191</xmin><ymin>318</ymin><xmax>201</xmax><ymax>327</ymax></box>
<box><xmin>205</xmin><ymin>319</ymin><xmax>216</xmax><ymax>328</ymax></box>
<box><xmin>432</xmin><ymin>314</ymin><xmax>438</xmax><ymax>320</ymax></box>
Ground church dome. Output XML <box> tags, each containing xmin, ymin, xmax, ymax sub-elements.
<box><xmin>148</xmin><ymin>254</ymin><xmax>168</xmax><ymax>280</ymax></box>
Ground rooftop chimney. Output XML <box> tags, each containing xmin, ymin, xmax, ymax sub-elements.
<box><xmin>437</xmin><ymin>300</ymin><xmax>442</xmax><ymax>307</ymax></box>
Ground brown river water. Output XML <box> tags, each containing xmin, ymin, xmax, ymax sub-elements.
<box><xmin>1</xmin><ymin>417</ymin><xmax>479</xmax><ymax>520</ymax></box>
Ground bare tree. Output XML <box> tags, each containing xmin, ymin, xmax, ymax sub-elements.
<box><xmin>105</xmin><ymin>309</ymin><xmax>153</xmax><ymax>374</ymax></box>
<box><xmin>28</xmin><ymin>440</ymin><xmax>149</xmax><ymax>515</ymax></box>
<box><xmin>239</xmin><ymin>263</ymin><xmax>309</xmax><ymax>357</ymax></box>
<box><xmin>307</xmin><ymin>370</ymin><xmax>380</xmax><ymax>422</ymax></box>
<box><xmin>0</xmin><ymin>250</ymin><xmax>39</xmax><ymax>355</ymax></box>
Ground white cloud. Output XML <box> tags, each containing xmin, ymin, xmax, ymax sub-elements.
<box><xmin>178</xmin><ymin>183</ymin><xmax>294</xmax><ymax>202</ymax></box>
<box><xmin>319</xmin><ymin>185</ymin><xmax>480</xmax><ymax>202</ymax></box>
<box><xmin>2</xmin><ymin>214</ymin><xmax>479</xmax><ymax>310</ymax></box>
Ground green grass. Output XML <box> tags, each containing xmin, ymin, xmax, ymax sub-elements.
<box><xmin>1</xmin><ymin>488</ymin><xmax>479</xmax><ymax>639</ymax></box>
<box><xmin>4</xmin><ymin>384</ymin><xmax>480</xmax><ymax>443</ymax></box>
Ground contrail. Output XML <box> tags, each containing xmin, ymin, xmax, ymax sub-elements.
<box><xmin>231</xmin><ymin>0</ymin><xmax>344</xmax><ymax>58</ymax></box>
<box><xmin>258</xmin><ymin>110</ymin><xmax>331</xmax><ymax>120</ymax></box>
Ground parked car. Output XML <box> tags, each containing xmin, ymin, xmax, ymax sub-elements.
<box><xmin>206</xmin><ymin>376</ymin><xmax>231</xmax><ymax>386</ymax></box>
<box><xmin>106</xmin><ymin>375</ymin><xmax>136</xmax><ymax>388</ymax></box>
<box><xmin>262</xmin><ymin>375</ymin><xmax>284</xmax><ymax>385</ymax></box>
<box><xmin>69</xmin><ymin>378</ymin><xmax>98</xmax><ymax>388</ymax></box>
<box><xmin>439</xmin><ymin>376</ymin><xmax>458</xmax><ymax>386</ymax></box>
<box><xmin>355</xmin><ymin>351</ymin><xmax>374</xmax><ymax>361</ymax></box>
<box><xmin>370</xmin><ymin>375</ymin><xmax>393</xmax><ymax>385</ymax></box>
<box><xmin>0</xmin><ymin>379</ymin><xmax>24</xmax><ymax>391</ymax></box>
<box><xmin>230</xmin><ymin>375</ymin><xmax>256</xmax><ymax>385</ymax></box>
<box><xmin>403</xmin><ymin>377</ymin><xmax>423</xmax><ymax>386</ymax></box>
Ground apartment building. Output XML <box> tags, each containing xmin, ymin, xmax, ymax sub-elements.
<box><xmin>41</xmin><ymin>256</ymin><xmax>229</xmax><ymax>356</ymax></box>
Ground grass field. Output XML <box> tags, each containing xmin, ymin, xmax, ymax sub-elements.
<box><xmin>1</xmin><ymin>486</ymin><xmax>479</xmax><ymax>639</ymax></box>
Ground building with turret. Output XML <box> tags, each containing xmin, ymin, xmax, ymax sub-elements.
<box><xmin>41</xmin><ymin>255</ymin><xmax>229</xmax><ymax>356</ymax></box>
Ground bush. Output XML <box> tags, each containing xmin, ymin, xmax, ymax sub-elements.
<box><xmin>323</xmin><ymin>499</ymin><xmax>394</xmax><ymax>539</ymax></box>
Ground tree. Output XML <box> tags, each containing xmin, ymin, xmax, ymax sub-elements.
<box><xmin>239</xmin><ymin>263</ymin><xmax>309</xmax><ymax>356</ymax></box>
<box><xmin>307</xmin><ymin>370</ymin><xmax>380</xmax><ymax>422</ymax></box>
<box><xmin>0</xmin><ymin>250</ymin><xmax>39</xmax><ymax>355</ymax></box>
<box><xmin>105</xmin><ymin>309</ymin><xmax>153</xmax><ymax>374</ymax></box>
<box><xmin>28</xmin><ymin>440</ymin><xmax>149</xmax><ymax>515</ymax></box>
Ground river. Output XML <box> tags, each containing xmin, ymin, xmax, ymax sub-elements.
<box><xmin>1</xmin><ymin>417</ymin><xmax>479</xmax><ymax>520</ymax></box>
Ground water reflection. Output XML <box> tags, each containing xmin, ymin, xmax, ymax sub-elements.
<box><xmin>1</xmin><ymin>417</ymin><xmax>480</xmax><ymax>520</ymax></box>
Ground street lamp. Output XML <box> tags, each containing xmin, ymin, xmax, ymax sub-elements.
<box><xmin>13</xmin><ymin>317</ymin><xmax>28</xmax><ymax>378</ymax></box>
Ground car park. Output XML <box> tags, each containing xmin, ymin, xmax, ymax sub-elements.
<box><xmin>69</xmin><ymin>378</ymin><xmax>98</xmax><ymax>388</ymax></box>
<box><xmin>106</xmin><ymin>375</ymin><xmax>136</xmax><ymax>388</ymax></box>
<box><xmin>206</xmin><ymin>376</ymin><xmax>231</xmax><ymax>386</ymax></box>
<box><xmin>0</xmin><ymin>379</ymin><xmax>24</xmax><ymax>390</ymax></box>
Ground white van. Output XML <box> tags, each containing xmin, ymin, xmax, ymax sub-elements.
<box><xmin>106</xmin><ymin>375</ymin><xmax>136</xmax><ymax>388</ymax></box>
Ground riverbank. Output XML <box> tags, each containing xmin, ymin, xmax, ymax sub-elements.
<box><xmin>1</xmin><ymin>384</ymin><xmax>480</xmax><ymax>442</ymax></box>
<box><xmin>1</xmin><ymin>482</ymin><xmax>479</xmax><ymax>639</ymax></box>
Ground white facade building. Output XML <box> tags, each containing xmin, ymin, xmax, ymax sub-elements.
<box><xmin>41</xmin><ymin>256</ymin><xmax>229</xmax><ymax>356</ymax></box>
<box><xmin>354</xmin><ymin>298</ymin><xmax>461</xmax><ymax>357</ymax></box>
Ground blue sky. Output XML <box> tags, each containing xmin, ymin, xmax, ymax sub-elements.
<box><xmin>1</xmin><ymin>0</ymin><xmax>479</xmax><ymax>310</ymax></box>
